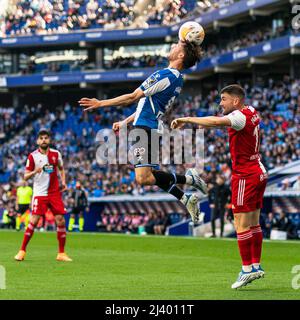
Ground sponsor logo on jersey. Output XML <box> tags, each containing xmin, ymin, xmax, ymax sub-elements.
<box><xmin>43</xmin><ymin>164</ymin><xmax>54</xmax><ymax>174</ymax></box>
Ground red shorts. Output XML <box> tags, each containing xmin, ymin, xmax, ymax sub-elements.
<box><xmin>231</xmin><ymin>172</ymin><xmax>267</xmax><ymax>214</ymax></box>
<box><xmin>32</xmin><ymin>194</ymin><xmax>66</xmax><ymax>216</ymax></box>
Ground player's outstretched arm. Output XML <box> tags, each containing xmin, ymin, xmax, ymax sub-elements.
<box><xmin>79</xmin><ymin>88</ymin><xmax>145</xmax><ymax>112</ymax></box>
<box><xmin>171</xmin><ymin>116</ymin><xmax>231</xmax><ymax>129</ymax></box>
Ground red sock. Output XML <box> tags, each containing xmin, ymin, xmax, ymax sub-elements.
<box><xmin>250</xmin><ymin>225</ymin><xmax>263</xmax><ymax>265</ymax></box>
<box><xmin>21</xmin><ymin>222</ymin><xmax>36</xmax><ymax>251</ymax></box>
<box><xmin>237</xmin><ymin>230</ymin><xmax>253</xmax><ymax>267</ymax></box>
<box><xmin>57</xmin><ymin>226</ymin><xmax>66</xmax><ymax>253</ymax></box>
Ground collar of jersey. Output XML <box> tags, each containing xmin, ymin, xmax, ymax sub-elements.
<box><xmin>38</xmin><ymin>148</ymin><xmax>49</xmax><ymax>155</ymax></box>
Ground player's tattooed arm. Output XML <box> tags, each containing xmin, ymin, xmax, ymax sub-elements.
<box><xmin>112</xmin><ymin>112</ymin><xmax>136</xmax><ymax>132</ymax></box>
<box><xmin>79</xmin><ymin>88</ymin><xmax>145</xmax><ymax>112</ymax></box>
<box><xmin>171</xmin><ymin>116</ymin><xmax>231</xmax><ymax>129</ymax></box>
<box><xmin>24</xmin><ymin>167</ymin><xmax>42</xmax><ymax>181</ymax></box>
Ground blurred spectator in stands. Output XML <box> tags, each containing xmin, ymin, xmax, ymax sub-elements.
<box><xmin>264</xmin><ymin>212</ymin><xmax>277</xmax><ymax>238</ymax></box>
<box><xmin>128</xmin><ymin>213</ymin><xmax>141</xmax><ymax>234</ymax></box>
<box><xmin>144</xmin><ymin>211</ymin><xmax>156</xmax><ymax>234</ymax></box>
<box><xmin>293</xmin><ymin>176</ymin><xmax>300</xmax><ymax>190</ymax></box>
<box><xmin>153</xmin><ymin>210</ymin><xmax>169</xmax><ymax>235</ymax></box>
<box><xmin>272</xmin><ymin>211</ymin><xmax>296</xmax><ymax>239</ymax></box>
<box><xmin>208</xmin><ymin>175</ymin><xmax>230</xmax><ymax>237</ymax></box>
<box><xmin>68</xmin><ymin>181</ymin><xmax>89</xmax><ymax>232</ymax></box>
<box><xmin>280</xmin><ymin>178</ymin><xmax>291</xmax><ymax>190</ymax></box>
<box><xmin>0</xmin><ymin>207</ymin><xmax>15</xmax><ymax>229</ymax></box>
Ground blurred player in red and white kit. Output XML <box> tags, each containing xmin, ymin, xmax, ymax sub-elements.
<box><xmin>15</xmin><ymin>129</ymin><xmax>72</xmax><ymax>262</ymax></box>
<box><xmin>171</xmin><ymin>84</ymin><xmax>267</xmax><ymax>289</ymax></box>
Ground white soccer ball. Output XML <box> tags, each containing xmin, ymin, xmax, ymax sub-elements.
<box><xmin>178</xmin><ymin>21</ymin><xmax>205</xmax><ymax>46</ymax></box>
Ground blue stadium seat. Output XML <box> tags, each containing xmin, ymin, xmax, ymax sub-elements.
<box><xmin>93</xmin><ymin>189</ymin><xmax>103</xmax><ymax>197</ymax></box>
<box><xmin>276</xmin><ymin>102</ymin><xmax>289</xmax><ymax>111</ymax></box>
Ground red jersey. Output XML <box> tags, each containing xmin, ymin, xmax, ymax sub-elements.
<box><xmin>26</xmin><ymin>148</ymin><xmax>63</xmax><ymax>197</ymax></box>
<box><xmin>225</xmin><ymin>106</ymin><xmax>267</xmax><ymax>177</ymax></box>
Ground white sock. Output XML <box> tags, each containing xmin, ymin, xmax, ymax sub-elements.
<box><xmin>242</xmin><ymin>265</ymin><xmax>252</xmax><ymax>273</ymax></box>
<box><xmin>253</xmin><ymin>263</ymin><xmax>260</xmax><ymax>269</ymax></box>
<box><xmin>185</xmin><ymin>175</ymin><xmax>193</xmax><ymax>185</ymax></box>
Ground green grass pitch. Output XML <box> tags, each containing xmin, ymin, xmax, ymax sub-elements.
<box><xmin>0</xmin><ymin>230</ymin><xmax>299</xmax><ymax>300</ymax></box>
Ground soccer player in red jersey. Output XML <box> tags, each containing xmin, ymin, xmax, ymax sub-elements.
<box><xmin>14</xmin><ymin>129</ymin><xmax>72</xmax><ymax>262</ymax></box>
<box><xmin>171</xmin><ymin>84</ymin><xmax>267</xmax><ymax>289</ymax></box>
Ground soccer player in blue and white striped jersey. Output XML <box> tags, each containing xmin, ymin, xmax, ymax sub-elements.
<box><xmin>79</xmin><ymin>41</ymin><xmax>207</xmax><ymax>223</ymax></box>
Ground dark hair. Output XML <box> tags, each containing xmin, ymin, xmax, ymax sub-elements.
<box><xmin>182</xmin><ymin>41</ymin><xmax>202</xmax><ymax>69</ymax></box>
<box><xmin>37</xmin><ymin>128</ymin><xmax>50</xmax><ymax>137</ymax></box>
<box><xmin>220</xmin><ymin>84</ymin><xmax>245</xmax><ymax>99</ymax></box>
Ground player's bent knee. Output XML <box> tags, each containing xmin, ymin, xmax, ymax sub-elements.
<box><xmin>30</xmin><ymin>215</ymin><xmax>40</xmax><ymax>226</ymax></box>
<box><xmin>135</xmin><ymin>174</ymin><xmax>155</xmax><ymax>185</ymax></box>
<box><xmin>233</xmin><ymin>214</ymin><xmax>251</xmax><ymax>233</ymax></box>
<box><xmin>55</xmin><ymin>215</ymin><xmax>65</xmax><ymax>226</ymax></box>
<box><xmin>235</xmin><ymin>225</ymin><xmax>251</xmax><ymax>233</ymax></box>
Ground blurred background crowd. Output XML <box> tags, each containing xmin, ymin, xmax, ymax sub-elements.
<box><xmin>0</xmin><ymin>0</ymin><xmax>236</xmax><ymax>36</ymax></box>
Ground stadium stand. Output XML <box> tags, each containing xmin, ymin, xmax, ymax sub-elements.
<box><xmin>0</xmin><ymin>0</ymin><xmax>238</xmax><ymax>36</ymax></box>
<box><xmin>2</xmin><ymin>0</ymin><xmax>136</xmax><ymax>36</ymax></box>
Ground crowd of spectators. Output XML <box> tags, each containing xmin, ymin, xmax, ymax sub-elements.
<box><xmin>263</xmin><ymin>211</ymin><xmax>299</xmax><ymax>239</ymax></box>
<box><xmin>1</xmin><ymin>0</ymin><xmax>136</xmax><ymax>37</ymax></box>
<box><xmin>146</xmin><ymin>0</ymin><xmax>236</xmax><ymax>26</ymax></box>
<box><xmin>146</xmin><ymin>0</ymin><xmax>189</xmax><ymax>27</ymax></box>
<box><xmin>98</xmin><ymin>210</ymin><xmax>173</xmax><ymax>234</ymax></box>
<box><xmin>0</xmin><ymin>104</ymin><xmax>43</xmax><ymax>143</ymax></box>
<box><xmin>0</xmin><ymin>0</ymin><xmax>241</xmax><ymax>37</ymax></box>
<box><xmin>20</xmin><ymin>59</ymin><xmax>87</xmax><ymax>74</ymax></box>
<box><xmin>104</xmin><ymin>54</ymin><xmax>167</xmax><ymax>70</ymax></box>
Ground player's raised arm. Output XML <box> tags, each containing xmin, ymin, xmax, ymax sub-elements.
<box><xmin>79</xmin><ymin>88</ymin><xmax>145</xmax><ymax>112</ymax></box>
<box><xmin>112</xmin><ymin>112</ymin><xmax>136</xmax><ymax>131</ymax></box>
<box><xmin>171</xmin><ymin>116</ymin><xmax>231</xmax><ymax>129</ymax></box>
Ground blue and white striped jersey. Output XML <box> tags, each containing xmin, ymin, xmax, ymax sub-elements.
<box><xmin>133</xmin><ymin>68</ymin><xmax>183</xmax><ymax>129</ymax></box>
